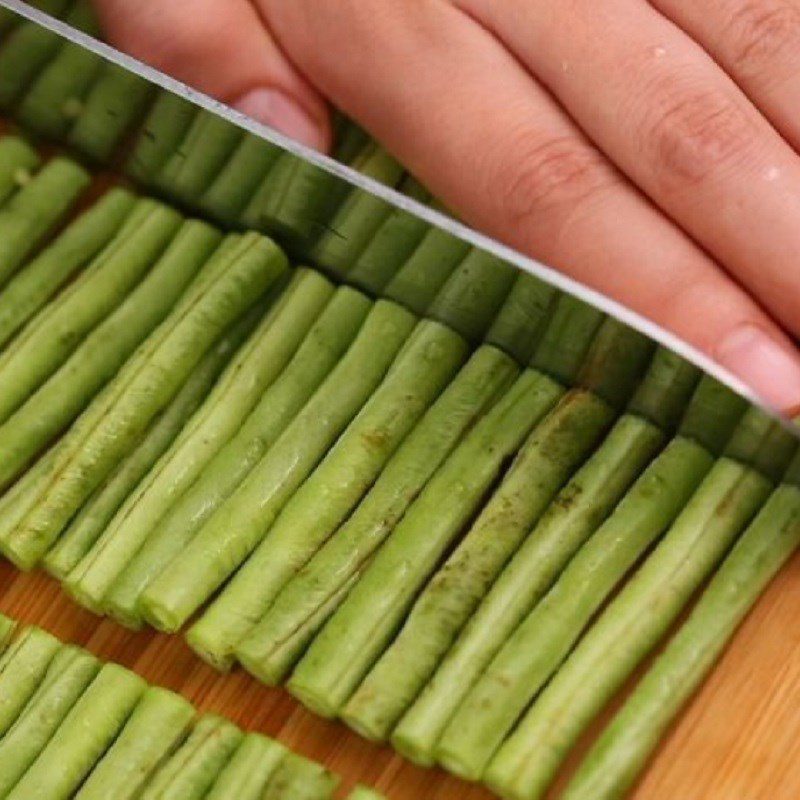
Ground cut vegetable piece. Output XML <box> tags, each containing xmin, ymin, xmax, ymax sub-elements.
<box><xmin>485</xmin><ymin>272</ymin><xmax>558</xmax><ymax>364</ymax></box>
<box><xmin>6</xmin><ymin>663</ymin><xmax>146</xmax><ymax>800</ymax></box>
<box><xmin>0</xmin><ymin>646</ymin><xmax>100</xmax><ymax>797</ymax></box>
<box><xmin>426</xmin><ymin>249</ymin><xmax>516</xmax><ymax>343</ymax></box>
<box><xmin>141</xmin><ymin>299</ymin><xmax>416</xmax><ymax>633</ymax></box>
<box><xmin>69</xmin><ymin>62</ymin><xmax>154</xmax><ymax>163</ymax></box>
<box><xmin>16</xmin><ymin>40</ymin><xmax>103</xmax><ymax>139</ymax></box>
<box><xmin>346</xmin><ymin>177</ymin><xmax>432</xmax><ymax>294</ymax></box>
<box><xmin>199</xmin><ymin>134</ymin><xmax>282</xmax><ymax>225</ymax></box>
<box><xmin>0</xmin><ymin>199</ymin><xmax>179</xmax><ymax>432</ymax></box>
<box><xmin>264</xmin><ymin>751</ymin><xmax>340</xmax><ymax>800</ymax></box>
<box><xmin>345</xmin><ymin>389</ymin><xmax>615</xmax><ymax>743</ymax></box>
<box><xmin>288</xmin><ymin>369</ymin><xmax>563</xmax><ymax>718</ymax></box>
<box><xmin>140</xmin><ymin>714</ymin><xmax>243</xmax><ymax>800</ymax></box>
<box><xmin>346</xmin><ymin>788</ymin><xmax>386</xmax><ymax>800</ymax></box>
<box><xmin>0</xmin><ymin>626</ymin><xmax>61</xmax><ymax>737</ymax></box>
<box><xmin>436</xmin><ymin>436</ymin><xmax>713</xmax><ymax>779</ymax></box>
<box><xmin>189</xmin><ymin>318</ymin><xmax>468</xmax><ymax>670</ymax></box>
<box><xmin>5</xmin><ymin>233</ymin><xmax>287</xmax><ymax>569</ymax></box>
<box><xmin>0</xmin><ymin>449</ymin><xmax>57</xmax><ymax>549</ymax></box>
<box><xmin>678</xmin><ymin>376</ymin><xmax>748</xmax><ymax>454</ymax></box>
<box><xmin>309</xmin><ymin>146</ymin><xmax>404</xmax><ymax>275</ymax></box>
<box><xmin>126</xmin><ymin>91</ymin><xmax>196</xmax><ymax>183</ymax></box>
<box><xmin>383</xmin><ymin>226</ymin><xmax>469</xmax><ymax>313</ymax></box>
<box><xmin>0</xmin><ymin>156</ymin><xmax>89</xmax><ymax>287</ymax></box>
<box><xmin>67</xmin><ymin>268</ymin><xmax>332</xmax><ymax>613</ymax></box>
<box><xmin>155</xmin><ymin>110</ymin><xmax>244</xmax><ymax>204</ymax></box>
<box><xmin>104</xmin><ymin>285</ymin><xmax>369</xmax><ymax>629</ymax></box>
<box><xmin>484</xmin><ymin>458</ymin><xmax>774</xmax><ymax>800</ymax></box>
<box><xmin>75</xmin><ymin>687</ymin><xmax>195</xmax><ymax>800</ymax></box>
<box><xmin>235</xmin><ymin>345</ymin><xmax>518</xmax><ymax>685</ymax></box>
<box><xmin>0</xmin><ymin>187</ymin><xmax>135</xmax><ymax>348</ymax></box>
<box><xmin>0</xmin><ymin>219</ymin><xmax>218</xmax><ymax>486</ymax></box>
<box><xmin>0</xmin><ymin>136</ymin><xmax>40</xmax><ymax>205</ymax></box>
<box><xmin>0</xmin><ymin>617</ymin><xmax>14</xmax><ymax>652</ymax></box>
<box><xmin>205</xmin><ymin>733</ymin><xmax>287</xmax><ymax>800</ymax></box>
<box><xmin>44</xmin><ymin>311</ymin><xmax>252</xmax><ymax>579</ymax></box>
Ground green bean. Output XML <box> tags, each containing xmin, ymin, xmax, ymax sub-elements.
<box><xmin>205</xmin><ymin>733</ymin><xmax>287</xmax><ymax>800</ymax></box>
<box><xmin>199</xmin><ymin>134</ymin><xmax>282</xmax><ymax>226</ymax></box>
<box><xmin>346</xmin><ymin>788</ymin><xmax>386</xmax><ymax>800</ymax></box>
<box><xmin>126</xmin><ymin>91</ymin><xmax>196</xmax><ymax>183</ymax></box>
<box><xmin>0</xmin><ymin>188</ymin><xmax>135</xmax><ymax>348</ymax></box>
<box><xmin>382</xmin><ymin>225</ymin><xmax>469</xmax><ymax>313</ymax></box>
<box><xmin>345</xmin><ymin>389</ymin><xmax>615</xmax><ymax>743</ymax></box>
<box><xmin>0</xmin><ymin>627</ymin><xmax>61</xmax><ymax>737</ymax></box>
<box><xmin>436</xmin><ymin>436</ymin><xmax>714</xmax><ymax>779</ymax></box>
<box><xmin>425</xmin><ymin>248</ymin><xmax>516</xmax><ymax>343</ymax></box>
<box><xmin>0</xmin><ymin>617</ymin><xmax>14</xmax><ymax>652</ymax></box>
<box><xmin>44</xmin><ymin>309</ymin><xmax>253</xmax><ymax>579</ymax></box>
<box><xmin>0</xmin><ymin>647</ymin><xmax>99</xmax><ymax>798</ymax></box>
<box><xmin>76</xmin><ymin>688</ymin><xmax>195</xmax><ymax>800</ymax></box>
<box><xmin>264</xmin><ymin>752</ymin><xmax>340</xmax><ymax>800</ymax></box>
<box><xmin>0</xmin><ymin>449</ymin><xmax>58</xmax><ymax>549</ymax></box>
<box><xmin>309</xmin><ymin>147</ymin><xmax>404</xmax><ymax>276</ymax></box>
<box><xmin>155</xmin><ymin>110</ymin><xmax>244</xmax><ymax>205</ymax></box>
<box><xmin>0</xmin><ymin>157</ymin><xmax>89</xmax><ymax>287</ymax></box>
<box><xmin>485</xmin><ymin>272</ymin><xmax>558</xmax><ymax>364</ymax></box>
<box><xmin>69</xmin><ymin>62</ymin><xmax>154</xmax><ymax>164</ymax></box>
<box><xmin>346</xmin><ymin>176</ymin><xmax>432</xmax><ymax>294</ymax></box>
<box><xmin>0</xmin><ymin>199</ymin><xmax>178</xmax><ymax>430</ymax></box>
<box><xmin>140</xmin><ymin>299</ymin><xmax>416</xmax><ymax>633</ymax></box>
<box><xmin>105</xmin><ymin>285</ymin><xmax>370</xmax><ymax>629</ymax></box>
<box><xmin>6</xmin><ymin>663</ymin><xmax>146</xmax><ymax>800</ymax></box>
<box><xmin>484</xmin><ymin>457</ymin><xmax>775</xmax><ymax>800</ymax></box>
<box><xmin>288</xmin><ymin>369</ymin><xmax>562</xmax><ymax>718</ymax></box>
<box><xmin>140</xmin><ymin>714</ymin><xmax>243</xmax><ymax>800</ymax></box>
<box><xmin>0</xmin><ymin>219</ymin><xmax>218</xmax><ymax>486</ymax></box>
<box><xmin>234</xmin><ymin>346</ymin><xmax>517</xmax><ymax>686</ymax></box>
<box><xmin>16</xmin><ymin>41</ymin><xmax>103</xmax><ymax>139</ymax></box>
<box><xmin>5</xmin><ymin>233</ymin><xmax>287</xmax><ymax>569</ymax></box>
<box><xmin>66</xmin><ymin>268</ymin><xmax>332</xmax><ymax>612</ymax></box>
<box><xmin>189</xmin><ymin>318</ymin><xmax>468</xmax><ymax>670</ymax></box>
<box><xmin>0</xmin><ymin>136</ymin><xmax>40</xmax><ymax>205</ymax></box>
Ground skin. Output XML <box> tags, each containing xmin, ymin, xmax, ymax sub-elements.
<box><xmin>94</xmin><ymin>0</ymin><xmax>800</xmax><ymax>414</ymax></box>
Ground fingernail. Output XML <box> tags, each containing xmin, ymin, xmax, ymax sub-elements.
<box><xmin>234</xmin><ymin>88</ymin><xmax>327</xmax><ymax>151</ymax></box>
<box><xmin>717</xmin><ymin>324</ymin><xmax>800</xmax><ymax>415</ymax></box>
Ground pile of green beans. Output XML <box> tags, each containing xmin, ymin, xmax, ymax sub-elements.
<box><xmin>0</xmin><ymin>615</ymin><xmax>384</xmax><ymax>800</ymax></box>
<box><xmin>0</xmin><ymin>19</ymin><xmax>798</xmax><ymax>794</ymax></box>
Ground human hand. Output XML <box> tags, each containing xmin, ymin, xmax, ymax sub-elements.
<box><xmin>94</xmin><ymin>0</ymin><xmax>800</xmax><ymax>413</ymax></box>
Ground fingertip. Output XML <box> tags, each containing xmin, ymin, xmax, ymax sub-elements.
<box><xmin>233</xmin><ymin>88</ymin><xmax>331</xmax><ymax>152</ymax></box>
<box><xmin>716</xmin><ymin>323</ymin><xmax>800</xmax><ymax>417</ymax></box>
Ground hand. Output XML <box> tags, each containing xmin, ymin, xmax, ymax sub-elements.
<box><xmin>94</xmin><ymin>0</ymin><xmax>800</xmax><ymax>413</ymax></box>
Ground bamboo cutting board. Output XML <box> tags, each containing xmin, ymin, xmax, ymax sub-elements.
<box><xmin>1</xmin><ymin>549</ymin><xmax>799</xmax><ymax>799</ymax></box>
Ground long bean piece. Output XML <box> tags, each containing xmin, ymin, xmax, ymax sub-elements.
<box><xmin>75</xmin><ymin>687</ymin><xmax>195</xmax><ymax>800</ymax></box>
<box><xmin>0</xmin><ymin>646</ymin><xmax>100</xmax><ymax>797</ymax></box>
<box><xmin>0</xmin><ymin>219</ymin><xmax>218</xmax><ymax>484</ymax></box>
<box><xmin>0</xmin><ymin>156</ymin><xmax>89</xmax><ymax>286</ymax></box>
<box><xmin>141</xmin><ymin>299</ymin><xmax>416</xmax><ymax>633</ymax></box>
<box><xmin>234</xmin><ymin>346</ymin><xmax>517</xmax><ymax>685</ymax></box>
<box><xmin>205</xmin><ymin>733</ymin><xmax>287</xmax><ymax>800</ymax></box>
<box><xmin>484</xmin><ymin>429</ymin><xmax>787</xmax><ymax>799</ymax></box>
<box><xmin>264</xmin><ymin>752</ymin><xmax>340</xmax><ymax>800</ymax></box>
<box><xmin>0</xmin><ymin>136</ymin><xmax>39</xmax><ymax>205</ymax></box>
<box><xmin>104</xmin><ymin>285</ymin><xmax>369</xmax><ymax>628</ymax></box>
<box><xmin>6</xmin><ymin>663</ymin><xmax>146</xmax><ymax>800</ymax></box>
<box><xmin>4</xmin><ymin>232</ymin><xmax>287</xmax><ymax>568</ymax></box>
<box><xmin>189</xmin><ymin>318</ymin><xmax>468</xmax><ymax>669</ymax></box>
<box><xmin>44</xmin><ymin>310</ymin><xmax>254</xmax><ymax>579</ymax></box>
<box><xmin>288</xmin><ymin>368</ymin><xmax>563</xmax><ymax>718</ymax></box>
<box><xmin>66</xmin><ymin>268</ymin><xmax>333</xmax><ymax>612</ymax></box>
<box><xmin>0</xmin><ymin>187</ymin><xmax>135</xmax><ymax>348</ymax></box>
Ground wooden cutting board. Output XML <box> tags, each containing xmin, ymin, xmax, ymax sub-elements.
<box><xmin>1</xmin><ymin>549</ymin><xmax>799</xmax><ymax>800</ymax></box>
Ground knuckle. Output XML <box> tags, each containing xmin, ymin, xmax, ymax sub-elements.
<box><xmin>641</xmin><ymin>84</ymin><xmax>755</xmax><ymax>186</ymax></box>
<box><xmin>724</xmin><ymin>1</ymin><xmax>800</xmax><ymax>78</ymax></box>
<box><xmin>494</xmin><ymin>130</ymin><xmax>615</xmax><ymax>227</ymax></box>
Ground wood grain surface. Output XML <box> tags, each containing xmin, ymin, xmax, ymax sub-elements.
<box><xmin>1</xmin><ymin>548</ymin><xmax>799</xmax><ymax>800</ymax></box>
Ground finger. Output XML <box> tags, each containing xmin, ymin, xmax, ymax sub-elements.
<box><xmin>454</xmin><ymin>0</ymin><xmax>800</xmax><ymax>339</ymax></box>
<box><xmin>649</xmin><ymin>0</ymin><xmax>800</xmax><ymax>152</ymax></box>
<box><xmin>92</xmin><ymin>0</ymin><xmax>330</xmax><ymax>150</ymax></box>
<box><xmin>267</xmin><ymin>1</ymin><xmax>800</xmax><ymax>410</ymax></box>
